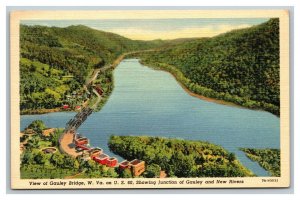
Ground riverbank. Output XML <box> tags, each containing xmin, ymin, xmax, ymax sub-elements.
<box><xmin>139</xmin><ymin>61</ymin><xmax>244</xmax><ymax>109</ymax></box>
<box><xmin>137</xmin><ymin>59</ymin><xmax>279</xmax><ymax>116</ymax></box>
<box><xmin>20</xmin><ymin>108</ymin><xmax>63</xmax><ymax>115</ymax></box>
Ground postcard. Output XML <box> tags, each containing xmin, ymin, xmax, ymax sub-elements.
<box><xmin>10</xmin><ymin>9</ymin><xmax>290</xmax><ymax>189</ymax></box>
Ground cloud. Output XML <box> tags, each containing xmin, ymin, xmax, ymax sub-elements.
<box><xmin>98</xmin><ymin>24</ymin><xmax>252</xmax><ymax>40</ymax></box>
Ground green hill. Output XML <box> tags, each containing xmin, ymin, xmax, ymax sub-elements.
<box><xmin>19</xmin><ymin>25</ymin><xmax>166</xmax><ymax>112</ymax></box>
<box><xmin>135</xmin><ymin>19</ymin><xmax>279</xmax><ymax>115</ymax></box>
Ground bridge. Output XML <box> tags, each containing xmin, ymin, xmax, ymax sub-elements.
<box><xmin>59</xmin><ymin>65</ymin><xmax>106</xmax><ymax>157</ymax></box>
<box><xmin>65</xmin><ymin>107</ymin><xmax>93</xmax><ymax>133</ymax></box>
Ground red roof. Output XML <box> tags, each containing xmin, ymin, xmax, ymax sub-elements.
<box><xmin>62</xmin><ymin>105</ymin><xmax>69</xmax><ymax>109</ymax></box>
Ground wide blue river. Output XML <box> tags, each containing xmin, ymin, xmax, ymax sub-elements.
<box><xmin>21</xmin><ymin>59</ymin><xmax>280</xmax><ymax>176</ymax></box>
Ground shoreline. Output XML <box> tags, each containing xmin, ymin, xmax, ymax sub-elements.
<box><xmin>137</xmin><ymin>60</ymin><xmax>279</xmax><ymax>116</ymax></box>
<box><xmin>20</xmin><ymin>108</ymin><xmax>64</xmax><ymax>115</ymax></box>
<box><xmin>158</xmin><ymin>67</ymin><xmax>245</xmax><ymax>109</ymax></box>
<box><xmin>137</xmin><ymin>61</ymin><xmax>249</xmax><ymax>110</ymax></box>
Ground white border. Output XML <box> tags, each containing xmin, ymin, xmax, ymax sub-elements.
<box><xmin>2</xmin><ymin>0</ymin><xmax>299</xmax><ymax>199</ymax></box>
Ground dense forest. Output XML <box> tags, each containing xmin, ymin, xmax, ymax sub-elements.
<box><xmin>240</xmin><ymin>148</ymin><xmax>280</xmax><ymax>177</ymax></box>
<box><xmin>20</xmin><ymin>25</ymin><xmax>166</xmax><ymax>113</ymax></box>
<box><xmin>134</xmin><ymin>19</ymin><xmax>280</xmax><ymax>115</ymax></box>
<box><xmin>109</xmin><ymin>135</ymin><xmax>254</xmax><ymax>177</ymax></box>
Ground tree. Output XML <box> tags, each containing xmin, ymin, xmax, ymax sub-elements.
<box><xmin>25</xmin><ymin>136</ymin><xmax>40</xmax><ymax>149</ymax></box>
<box><xmin>21</xmin><ymin>151</ymin><xmax>33</xmax><ymax>165</ymax></box>
<box><xmin>49</xmin><ymin>129</ymin><xmax>62</xmax><ymax>146</ymax></box>
<box><xmin>228</xmin><ymin>153</ymin><xmax>236</xmax><ymax>163</ymax></box>
<box><xmin>106</xmin><ymin>168</ymin><xmax>119</xmax><ymax>178</ymax></box>
<box><xmin>27</xmin><ymin>120</ymin><xmax>47</xmax><ymax>134</ymax></box>
<box><xmin>50</xmin><ymin>153</ymin><xmax>65</xmax><ymax>167</ymax></box>
<box><xmin>119</xmin><ymin>168</ymin><xmax>132</xmax><ymax>178</ymax></box>
<box><xmin>34</xmin><ymin>152</ymin><xmax>46</xmax><ymax>165</ymax></box>
<box><xmin>144</xmin><ymin>164</ymin><xmax>161</xmax><ymax>178</ymax></box>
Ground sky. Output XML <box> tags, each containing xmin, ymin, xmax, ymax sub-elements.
<box><xmin>21</xmin><ymin>18</ymin><xmax>269</xmax><ymax>40</ymax></box>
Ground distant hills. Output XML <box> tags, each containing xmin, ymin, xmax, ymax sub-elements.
<box><xmin>20</xmin><ymin>19</ymin><xmax>280</xmax><ymax>115</ymax></box>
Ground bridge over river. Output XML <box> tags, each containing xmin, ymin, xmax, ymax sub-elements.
<box><xmin>58</xmin><ymin>65</ymin><xmax>108</xmax><ymax>157</ymax></box>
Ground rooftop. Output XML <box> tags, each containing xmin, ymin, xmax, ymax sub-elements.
<box><xmin>130</xmin><ymin>159</ymin><xmax>143</xmax><ymax>166</ymax></box>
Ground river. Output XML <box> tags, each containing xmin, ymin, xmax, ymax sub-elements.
<box><xmin>20</xmin><ymin>59</ymin><xmax>280</xmax><ymax>176</ymax></box>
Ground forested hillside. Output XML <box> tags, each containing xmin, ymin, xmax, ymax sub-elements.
<box><xmin>136</xmin><ymin>19</ymin><xmax>280</xmax><ymax>115</ymax></box>
<box><xmin>20</xmin><ymin>25</ymin><xmax>165</xmax><ymax>112</ymax></box>
<box><xmin>109</xmin><ymin>135</ymin><xmax>254</xmax><ymax>177</ymax></box>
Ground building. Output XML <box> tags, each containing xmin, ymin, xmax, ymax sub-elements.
<box><xmin>119</xmin><ymin>159</ymin><xmax>146</xmax><ymax>176</ymax></box>
<box><xmin>106</xmin><ymin>157</ymin><xmax>118</xmax><ymax>167</ymax></box>
<box><xmin>74</xmin><ymin>136</ymin><xmax>89</xmax><ymax>146</ymax></box>
<box><xmin>62</xmin><ymin>104</ymin><xmax>70</xmax><ymax>109</ymax></box>
<box><xmin>130</xmin><ymin>159</ymin><xmax>145</xmax><ymax>176</ymax></box>
<box><xmin>89</xmin><ymin>147</ymin><xmax>103</xmax><ymax>158</ymax></box>
<box><xmin>76</xmin><ymin>144</ymin><xmax>91</xmax><ymax>151</ymax></box>
<box><xmin>93</xmin><ymin>154</ymin><xmax>109</xmax><ymax>165</ymax></box>
<box><xmin>94</xmin><ymin>84</ymin><xmax>103</xmax><ymax>95</ymax></box>
<box><xmin>119</xmin><ymin>160</ymin><xmax>130</xmax><ymax>170</ymax></box>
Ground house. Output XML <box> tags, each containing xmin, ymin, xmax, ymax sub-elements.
<box><xmin>62</xmin><ymin>104</ymin><xmax>70</xmax><ymax>109</ymax></box>
<box><xmin>89</xmin><ymin>147</ymin><xmax>103</xmax><ymax>158</ymax></box>
<box><xmin>76</xmin><ymin>144</ymin><xmax>91</xmax><ymax>151</ymax></box>
<box><xmin>118</xmin><ymin>159</ymin><xmax>146</xmax><ymax>176</ymax></box>
<box><xmin>74</xmin><ymin>136</ymin><xmax>89</xmax><ymax>146</ymax></box>
<box><xmin>119</xmin><ymin>160</ymin><xmax>130</xmax><ymax>170</ymax></box>
<box><xmin>106</xmin><ymin>157</ymin><xmax>118</xmax><ymax>167</ymax></box>
<box><xmin>130</xmin><ymin>159</ymin><xmax>145</xmax><ymax>176</ymax></box>
<box><xmin>93</xmin><ymin>154</ymin><xmax>109</xmax><ymax>165</ymax></box>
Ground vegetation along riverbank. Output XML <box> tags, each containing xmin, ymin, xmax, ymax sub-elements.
<box><xmin>240</xmin><ymin>148</ymin><xmax>280</xmax><ymax>177</ymax></box>
<box><xmin>109</xmin><ymin>135</ymin><xmax>255</xmax><ymax>177</ymax></box>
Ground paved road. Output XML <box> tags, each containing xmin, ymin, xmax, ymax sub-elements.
<box><xmin>91</xmin><ymin>88</ymin><xmax>102</xmax><ymax>109</ymax></box>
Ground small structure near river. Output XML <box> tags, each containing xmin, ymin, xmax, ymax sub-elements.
<box><xmin>119</xmin><ymin>159</ymin><xmax>146</xmax><ymax>176</ymax></box>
